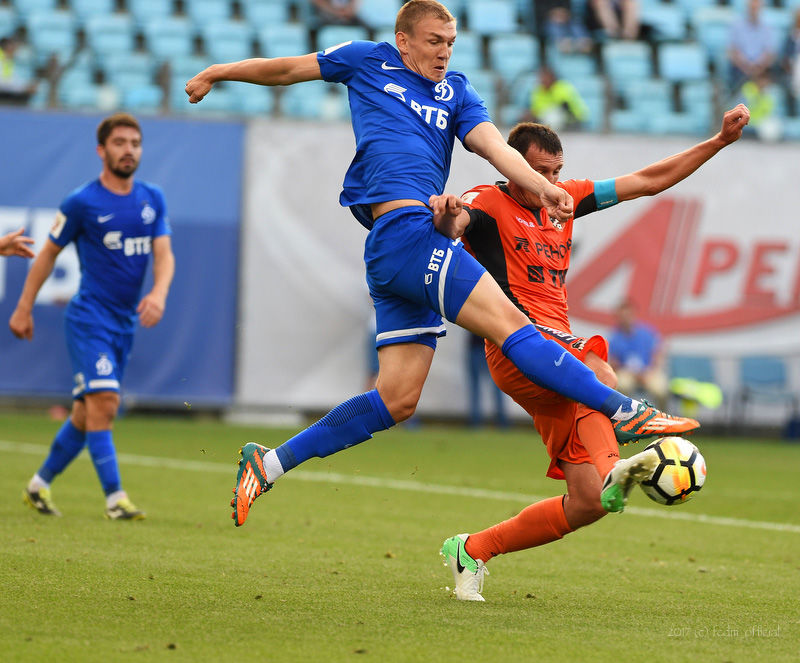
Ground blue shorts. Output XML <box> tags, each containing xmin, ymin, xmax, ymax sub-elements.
<box><xmin>364</xmin><ymin>206</ymin><xmax>486</xmax><ymax>350</ymax></box>
<box><xmin>65</xmin><ymin>318</ymin><xmax>133</xmax><ymax>398</ymax></box>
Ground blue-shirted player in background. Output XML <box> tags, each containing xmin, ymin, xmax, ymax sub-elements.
<box><xmin>186</xmin><ymin>0</ymin><xmax>698</xmax><ymax>528</ymax></box>
<box><xmin>10</xmin><ymin>113</ymin><xmax>175</xmax><ymax>520</ymax></box>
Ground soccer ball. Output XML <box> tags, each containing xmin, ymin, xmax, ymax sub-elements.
<box><xmin>639</xmin><ymin>437</ymin><xmax>706</xmax><ymax>506</ymax></box>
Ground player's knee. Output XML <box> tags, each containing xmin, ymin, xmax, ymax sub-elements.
<box><xmin>385</xmin><ymin>396</ymin><xmax>418</xmax><ymax>423</ymax></box>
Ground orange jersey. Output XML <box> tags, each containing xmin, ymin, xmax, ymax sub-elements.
<box><xmin>461</xmin><ymin>180</ymin><xmax>601</xmax><ymax>331</ymax></box>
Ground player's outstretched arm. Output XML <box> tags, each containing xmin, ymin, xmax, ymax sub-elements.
<box><xmin>185</xmin><ymin>54</ymin><xmax>322</xmax><ymax>103</ymax></box>
<box><xmin>0</xmin><ymin>228</ymin><xmax>35</xmax><ymax>258</ymax></box>
<box><xmin>137</xmin><ymin>235</ymin><xmax>174</xmax><ymax>328</ymax></box>
<box><xmin>614</xmin><ymin>104</ymin><xmax>750</xmax><ymax>202</ymax></box>
<box><xmin>463</xmin><ymin>122</ymin><xmax>573</xmax><ymax>223</ymax></box>
<box><xmin>429</xmin><ymin>194</ymin><xmax>470</xmax><ymax>240</ymax></box>
<box><xmin>9</xmin><ymin>239</ymin><xmax>62</xmax><ymax>341</ymax></box>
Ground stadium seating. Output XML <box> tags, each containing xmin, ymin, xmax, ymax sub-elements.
<box><xmin>127</xmin><ymin>0</ymin><xmax>174</xmax><ymax>28</ymax></box>
<box><xmin>0</xmin><ymin>6</ymin><xmax>18</xmax><ymax>37</ymax></box>
<box><xmin>101</xmin><ymin>51</ymin><xmax>156</xmax><ymax>90</ymax></box>
<box><xmin>735</xmin><ymin>355</ymin><xmax>799</xmax><ymax>425</ymax></box>
<box><xmin>258</xmin><ymin>23</ymin><xmax>310</xmax><ymax>58</ymax></box>
<box><xmin>466</xmin><ymin>68</ymin><xmax>499</xmax><ymax>117</ymax></box>
<box><xmin>690</xmin><ymin>5</ymin><xmax>735</xmax><ymax>75</ymax></box>
<box><xmin>236</xmin><ymin>83</ymin><xmax>276</xmax><ymax>116</ymax></box>
<box><xmin>487</xmin><ymin>33</ymin><xmax>539</xmax><ymax>87</ymax></box>
<box><xmin>358</xmin><ymin>0</ymin><xmax>403</xmax><ymax>30</ymax></box>
<box><xmin>11</xmin><ymin>0</ymin><xmax>56</xmax><ymax>18</ymax></box>
<box><xmin>25</xmin><ymin>10</ymin><xmax>77</xmax><ymax>66</ymax></box>
<box><xmin>465</xmin><ymin>0</ymin><xmax>519</xmax><ymax>36</ymax></box>
<box><xmin>315</xmin><ymin>24</ymin><xmax>369</xmax><ymax>51</ymax></box>
<box><xmin>70</xmin><ymin>0</ymin><xmax>115</xmax><ymax>20</ymax></box>
<box><xmin>122</xmin><ymin>84</ymin><xmax>164</xmax><ymax>113</ymax></box>
<box><xmin>446</xmin><ymin>31</ymin><xmax>482</xmax><ymax>75</ymax></box>
<box><xmin>658</xmin><ymin>42</ymin><xmax>709</xmax><ymax>84</ymax></box>
<box><xmin>84</xmin><ymin>14</ymin><xmax>136</xmax><ymax>58</ymax></box>
<box><xmin>640</xmin><ymin>1</ymin><xmax>688</xmax><ymax>42</ymax></box>
<box><xmin>184</xmin><ymin>0</ymin><xmax>232</xmax><ymax>26</ymax></box>
<box><xmin>242</xmin><ymin>0</ymin><xmax>291</xmax><ymax>27</ymax></box>
<box><xmin>200</xmin><ymin>20</ymin><xmax>254</xmax><ymax>63</ymax></box>
<box><xmin>601</xmin><ymin>40</ymin><xmax>653</xmax><ymax>91</ymax></box>
<box><xmin>669</xmin><ymin>354</ymin><xmax>716</xmax><ymax>383</ymax></box>
<box><xmin>142</xmin><ymin>17</ymin><xmax>195</xmax><ymax>62</ymax></box>
<box><xmin>548</xmin><ymin>51</ymin><xmax>598</xmax><ymax>79</ymax></box>
<box><xmin>280</xmin><ymin>80</ymin><xmax>348</xmax><ymax>120</ymax></box>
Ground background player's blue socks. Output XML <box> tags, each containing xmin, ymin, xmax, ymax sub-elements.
<box><xmin>86</xmin><ymin>430</ymin><xmax>122</xmax><ymax>495</ymax></box>
<box><xmin>274</xmin><ymin>390</ymin><xmax>395</xmax><ymax>473</ymax></box>
<box><xmin>501</xmin><ymin>326</ymin><xmax>630</xmax><ymax>417</ymax></box>
<box><xmin>38</xmin><ymin>419</ymin><xmax>86</xmax><ymax>483</ymax></box>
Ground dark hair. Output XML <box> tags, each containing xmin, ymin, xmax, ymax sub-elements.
<box><xmin>507</xmin><ymin>122</ymin><xmax>562</xmax><ymax>157</ymax></box>
<box><xmin>395</xmin><ymin>0</ymin><xmax>456</xmax><ymax>34</ymax></box>
<box><xmin>96</xmin><ymin>113</ymin><xmax>141</xmax><ymax>146</ymax></box>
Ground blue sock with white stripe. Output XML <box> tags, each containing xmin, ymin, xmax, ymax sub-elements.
<box><xmin>501</xmin><ymin>326</ymin><xmax>632</xmax><ymax>418</ymax></box>
<box><xmin>38</xmin><ymin>419</ymin><xmax>86</xmax><ymax>483</ymax></box>
<box><xmin>267</xmin><ymin>390</ymin><xmax>395</xmax><ymax>480</ymax></box>
<box><xmin>86</xmin><ymin>430</ymin><xmax>122</xmax><ymax>495</ymax></box>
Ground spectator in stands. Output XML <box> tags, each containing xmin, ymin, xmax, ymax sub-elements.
<box><xmin>738</xmin><ymin>71</ymin><xmax>782</xmax><ymax>142</ymax></box>
<box><xmin>523</xmin><ymin>65</ymin><xmax>588</xmax><ymax>130</ymax></box>
<box><xmin>466</xmin><ymin>332</ymin><xmax>509</xmax><ymax>429</ymax></box>
<box><xmin>0</xmin><ymin>35</ymin><xmax>36</xmax><ymax>105</ymax></box>
<box><xmin>608</xmin><ymin>298</ymin><xmax>668</xmax><ymax>410</ymax></box>
<box><xmin>544</xmin><ymin>4</ymin><xmax>593</xmax><ymax>55</ymax></box>
<box><xmin>781</xmin><ymin>8</ymin><xmax>800</xmax><ymax>104</ymax></box>
<box><xmin>586</xmin><ymin>0</ymin><xmax>640</xmax><ymax>41</ymax></box>
<box><xmin>727</xmin><ymin>0</ymin><xmax>776</xmax><ymax>93</ymax></box>
<box><xmin>0</xmin><ymin>228</ymin><xmax>34</xmax><ymax>258</ymax></box>
<box><xmin>310</xmin><ymin>0</ymin><xmax>366</xmax><ymax>28</ymax></box>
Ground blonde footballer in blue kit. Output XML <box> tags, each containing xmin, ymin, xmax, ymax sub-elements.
<box><xmin>184</xmin><ymin>0</ymin><xmax>698</xmax><ymax>529</ymax></box>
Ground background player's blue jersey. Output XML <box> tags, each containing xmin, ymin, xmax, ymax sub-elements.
<box><xmin>317</xmin><ymin>41</ymin><xmax>490</xmax><ymax>229</ymax></box>
<box><xmin>48</xmin><ymin>179</ymin><xmax>170</xmax><ymax>333</ymax></box>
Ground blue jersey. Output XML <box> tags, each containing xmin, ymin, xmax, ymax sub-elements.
<box><xmin>48</xmin><ymin>179</ymin><xmax>171</xmax><ymax>333</ymax></box>
<box><xmin>317</xmin><ymin>41</ymin><xmax>491</xmax><ymax>229</ymax></box>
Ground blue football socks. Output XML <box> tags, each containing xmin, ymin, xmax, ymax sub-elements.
<box><xmin>274</xmin><ymin>389</ymin><xmax>395</xmax><ymax>472</ymax></box>
<box><xmin>38</xmin><ymin>419</ymin><xmax>86</xmax><ymax>483</ymax></box>
<box><xmin>86</xmin><ymin>430</ymin><xmax>122</xmax><ymax>496</ymax></box>
<box><xmin>501</xmin><ymin>326</ymin><xmax>631</xmax><ymax>418</ymax></box>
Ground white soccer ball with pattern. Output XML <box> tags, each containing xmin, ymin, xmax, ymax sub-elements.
<box><xmin>639</xmin><ymin>436</ymin><xmax>706</xmax><ymax>506</ymax></box>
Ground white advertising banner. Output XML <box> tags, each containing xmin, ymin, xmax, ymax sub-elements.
<box><xmin>237</xmin><ymin>119</ymin><xmax>798</xmax><ymax>420</ymax></box>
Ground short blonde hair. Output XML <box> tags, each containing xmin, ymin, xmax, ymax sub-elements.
<box><xmin>395</xmin><ymin>0</ymin><xmax>456</xmax><ymax>34</ymax></box>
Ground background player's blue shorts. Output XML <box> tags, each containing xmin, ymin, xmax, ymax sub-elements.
<box><xmin>65</xmin><ymin>319</ymin><xmax>133</xmax><ymax>398</ymax></box>
<box><xmin>364</xmin><ymin>206</ymin><xmax>486</xmax><ymax>349</ymax></box>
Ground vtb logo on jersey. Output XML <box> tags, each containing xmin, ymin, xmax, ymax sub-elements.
<box><xmin>383</xmin><ymin>81</ymin><xmax>450</xmax><ymax>129</ymax></box>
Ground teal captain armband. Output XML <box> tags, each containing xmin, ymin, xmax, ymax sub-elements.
<box><xmin>594</xmin><ymin>178</ymin><xmax>618</xmax><ymax>209</ymax></box>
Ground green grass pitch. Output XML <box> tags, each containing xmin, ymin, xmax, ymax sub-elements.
<box><xmin>1</xmin><ymin>412</ymin><xmax>799</xmax><ymax>662</ymax></box>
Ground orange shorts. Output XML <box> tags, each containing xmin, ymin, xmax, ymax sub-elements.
<box><xmin>486</xmin><ymin>325</ymin><xmax>609</xmax><ymax>481</ymax></box>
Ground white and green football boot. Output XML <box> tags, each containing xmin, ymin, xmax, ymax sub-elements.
<box><xmin>23</xmin><ymin>486</ymin><xmax>61</xmax><ymax>516</ymax></box>
<box><xmin>600</xmin><ymin>447</ymin><xmax>660</xmax><ymax>513</ymax></box>
<box><xmin>440</xmin><ymin>533</ymin><xmax>489</xmax><ymax>601</ymax></box>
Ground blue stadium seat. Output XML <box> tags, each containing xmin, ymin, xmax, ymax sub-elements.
<box><xmin>70</xmin><ymin>0</ymin><xmax>115</xmax><ymax>20</ymax></box>
<box><xmin>0</xmin><ymin>7</ymin><xmax>18</xmax><ymax>37</ymax></box>
<box><xmin>374</xmin><ymin>28</ymin><xmax>397</xmax><ymax>45</ymax></box>
<box><xmin>761</xmin><ymin>6</ymin><xmax>793</xmax><ymax>51</ymax></box>
<box><xmin>122</xmin><ymin>84</ymin><xmax>164</xmax><ymax>113</ymax></box>
<box><xmin>12</xmin><ymin>0</ymin><xmax>56</xmax><ymax>18</ymax></box>
<box><xmin>619</xmin><ymin>77</ymin><xmax>673</xmax><ymax>117</ymax></box>
<box><xmin>258</xmin><ymin>23</ymin><xmax>310</xmax><ymax>58</ymax></box>
<box><xmin>487</xmin><ymin>33</ymin><xmax>539</xmax><ymax>86</ymax></box>
<box><xmin>143</xmin><ymin>17</ymin><xmax>195</xmax><ymax>61</ymax></box>
<box><xmin>609</xmin><ymin>109</ymin><xmax>648</xmax><ymax>133</ymax></box>
<box><xmin>690</xmin><ymin>6</ymin><xmax>735</xmax><ymax>74</ymax></box>
<box><xmin>582</xmin><ymin>93</ymin><xmax>606</xmax><ymax>132</ymax></box>
<box><xmin>658</xmin><ymin>42</ymin><xmax>709</xmax><ymax>83</ymax></box>
<box><xmin>601</xmin><ymin>40</ymin><xmax>653</xmax><ymax>90</ymax></box>
<box><xmin>235</xmin><ymin>83</ymin><xmax>276</xmax><ymax>116</ymax></box>
<box><xmin>128</xmin><ymin>0</ymin><xmax>174</xmax><ymax>28</ymax></box>
<box><xmin>315</xmin><ymin>25</ymin><xmax>369</xmax><ymax>51</ymax></box>
<box><xmin>447</xmin><ymin>31</ymin><xmax>482</xmax><ymax>74</ymax></box>
<box><xmin>679</xmin><ymin>79</ymin><xmax>714</xmax><ymax>119</ymax></box>
<box><xmin>26</xmin><ymin>11</ymin><xmax>77</xmax><ymax>66</ymax></box>
<box><xmin>58</xmin><ymin>80</ymin><xmax>101</xmax><ymax>110</ymax></box>
<box><xmin>242</xmin><ymin>0</ymin><xmax>291</xmax><ymax>27</ymax></box>
<box><xmin>358</xmin><ymin>0</ymin><xmax>403</xmax><ymax>30</ymax></box>
<box><xmin>101</xmin><ymin>52</ymin><xmax>157</xmax><ymax>90</ymax></box>
<box><xmin>548</xmin><ymin>52</ymin><xmax>598</xmax><ymax>79</ymax></box>
<box><xmin>85</xmin><ymin>14</ymin><xmax>136</xmax><ymax>57</ymax></box>
<box><xmin>465</xmin><ymin>0</ymin><xmax>518</xmax><ymax>35</ymax></box>
<box><xmin>640</xmin><ymin>2</ymin><xmax>688</xmax><ymax>41</ymax></box>
<box><xmin>200</xmin><ymin>20</ymin><xmax>254</xmax><ymax>62</ymax></box>
<box><xmin>735</xmin><ymin>355</ymin><xmax>799</xmax><ymax>425</ymax></box>
<box><xmin>669</xmin><ymin>355</ymin><xmax>716</xmax><ymax>383</ymax></box>
<box><xmin>281</xmin><ymin>80</ymin><xmax>347</xmax><ymax>120</ymax></box>
<box><xmin>466</xmin><ymin>68</ymin><xmax>499</xmax><ymax>117</ymax></box>
<box><xmin>185</xmin><ymin>0</ymin><xmax>232</xmax><ymax>26</ymax></box>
